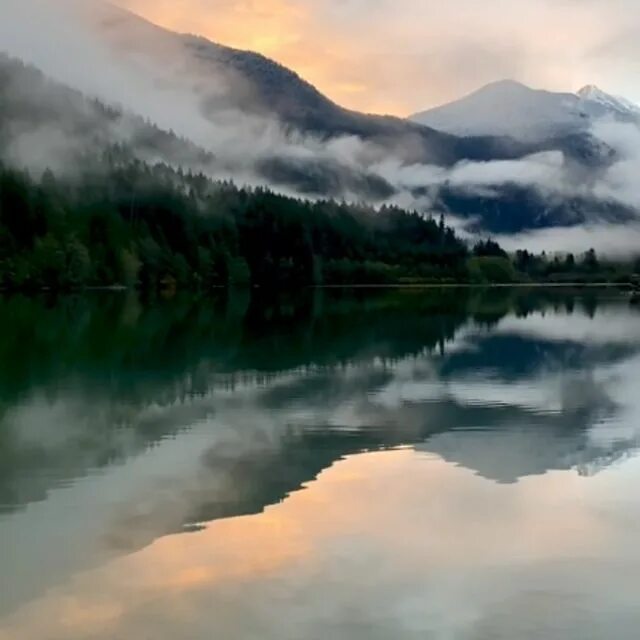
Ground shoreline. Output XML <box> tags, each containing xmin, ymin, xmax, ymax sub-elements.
<box><xmin>315</xmin><ymin>282</ymin><xmax>633</xmax><ymax>290</ymax></box>
<box><xmin>0</xmin><ymin>282</ymin><xmax>636</xmax><ymax>296</ymax></box>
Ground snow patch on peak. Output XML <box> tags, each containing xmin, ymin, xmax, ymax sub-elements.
<box><xmin>577</xmin><ymin>85</ymin><xmax>640</xmax><ymax>116</ymax></box>
<box><xmin>577</xmin><ymin>84</ymin><xmax>603</xmax><ymax>99</ymax></box>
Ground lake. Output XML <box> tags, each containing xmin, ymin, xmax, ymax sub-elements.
<box><xmin>1</xmin><ymin>287</ymin><xmax>640</xmax><ymax>639</ymax></box>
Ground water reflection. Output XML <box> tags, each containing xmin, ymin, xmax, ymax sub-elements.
<box><xmin>1</xmin><ymin>288</ymin><xmax>640</xmax><ymax>637</ymax></box>
<box><xmin>3</xmin><ymin>450</ymin><xmax>640</xmax><ymax>639</ymax></box>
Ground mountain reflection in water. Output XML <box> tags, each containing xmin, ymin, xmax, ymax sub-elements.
<box><xmin>1</xmin><ymin>287</ymin><xmax>640</xmax><ymax>639</ymax></box>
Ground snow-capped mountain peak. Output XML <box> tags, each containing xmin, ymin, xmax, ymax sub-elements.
<box><xmin>578</xmin><ymin>84</ymin><xmax>606</xmax><ymax>100</ymax></box>
<box><xmin>409</xmin><ymin>80</ymin><xmax>640</xmax><ymax>141</ymax></box>
<box><xmin>577</xmin><ymin>85</ymin><xmax>640</xmax><ymax>117</ymax></box>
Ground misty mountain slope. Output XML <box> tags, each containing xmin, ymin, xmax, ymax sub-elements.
<box><xmin>0</xmin><ymin>54</ymin><xmax>400</xmax><ymax>199</ymax></box>
<box><xmin>410</xmin><ymin>80</ymin><xmax>640</xmax><ymax>141</ymax></box>
<box><xmin>92</xmin><ymin>3</ymin><xmax>599</xmax><ymax>168</ymax></box>
<box><xmin>0</xmin><ymin>54</ymin><xmax>215</xmax><ymax>173</ymax></box>
<box><xmin>183</xmin><ymin>37</ymin><xmax>542</xmax><ymax>165</ymax></box>
<box><xmin>433</xmin><ymin>185</ymin><xmax>636</xmax><ymax>234</ymax></box>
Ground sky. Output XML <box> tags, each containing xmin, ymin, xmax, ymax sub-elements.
<box><xmin>114</xmin><ymin>0</ymin><xmax>640</xmax><ymax>116</ymax></box>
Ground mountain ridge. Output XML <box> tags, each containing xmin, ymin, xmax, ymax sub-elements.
<box><xmin>85</xmin><ymin>4</ymin><xmax>614</xmax><ymax>169</ymax></box>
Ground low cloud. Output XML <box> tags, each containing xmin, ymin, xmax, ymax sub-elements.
<box><xmin>590</xmin><ymin>121</ymin><xmax>640</xmax><ymax>209</ymax></box>
<box><xmin>497</xmin><ymin>223</ymin><xmax>640</xmax><ymax>257</ymax></box>
<box><xmin>374</xmin><ymin>151</ymin><xmax>566</xmax><ymax>193</ymax></box>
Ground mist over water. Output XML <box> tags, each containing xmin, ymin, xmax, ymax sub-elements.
<box><xmin>1</xmin><ymin>288</ymin><xmax>640</xmax><ymax>638</ymax></box>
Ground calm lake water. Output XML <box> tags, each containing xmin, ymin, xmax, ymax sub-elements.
<box><xmin>1</xmin><ymin>288</ymin><xmax>640</xmax><ymax>639</ymax></box>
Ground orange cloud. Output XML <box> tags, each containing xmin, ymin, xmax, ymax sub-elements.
<box><xmin>112</xmin><ymin>0</ymin><xmax>640</xmax><ymax>116</ymax></box>
<box><xmin>111</xmin><ymin>0</ymin><xmax>437</xmax><ymax>115</ymax></box>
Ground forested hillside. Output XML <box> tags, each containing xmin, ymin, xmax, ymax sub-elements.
<box><xmin>0</xmin><ymin>155</ymin><xmax>470</xmax><ymax>290</ymax></box>
<box><xmin>0</xmin><ymin>54</ymin><xmax>215</xmax><ymax>171</ymax></box>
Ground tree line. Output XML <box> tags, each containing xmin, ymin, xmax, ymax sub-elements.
<box><xmin>0</xmin><ymin>151</ymin><xmax>637</xmax><ymax>291</ymax></box>
<box><xmin>0</xmin><ymin>152</ymin><xmax>470</xmax><ymax>290</ymax></box>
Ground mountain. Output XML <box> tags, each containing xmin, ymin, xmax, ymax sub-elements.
<box><xmin>89</xmin><ymin>4</ymin><xmax>538</xmax><ymax>168</ymax></box>
<box><xmin>0</xmin><ymin>53</ymin><xmax>400</xmax><ymax>199</ymax></box>
<box><xmin>410</xmin><ymin>80</ymin><xmax>640</xmax><ymax>141</ymax></box>
<box><xmin>0</xmin><ymin>53</ymin><xmax>633</xmax><ymax>235</ymax></box>
<box><xmin>0</xmin><ymin>55</ymin><xmax>216</xmax><ymax>173</ymax></box>
<box><xmin>89</xmin><ymin>4</ymin><xmax>624</xmax><ymax>170</ymax></box>
<box><xmin>0</xmin><ymin>2</ymin><xmax>636</xmax><ymax>235</ymax></box>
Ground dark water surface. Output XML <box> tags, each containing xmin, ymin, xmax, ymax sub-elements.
<box><xmin>1</xmin><ymin>288</ymin><xmax>640</xmax><ymax>639</ymax></box>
